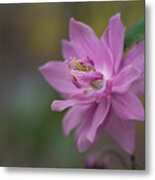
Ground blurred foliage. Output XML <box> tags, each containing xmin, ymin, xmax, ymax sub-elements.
<box><xmin>125</xmin><ymin>18</ymin><xmax>145</xmax><ymax>50</ymax></box>
<box><xmin>0</xmin><ymin>1</ymin><xmax>144</xmax><ymax>168</ymax></box>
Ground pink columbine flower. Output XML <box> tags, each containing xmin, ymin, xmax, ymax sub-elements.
<box><xmin>39</xmin><ymin>13</ymin><xmax>144</xmax><ymax>154</ymax></box>
<box><xmin>85</xmin><ymin>152</ymin><xmax>110</xmax><ymax>169</ymax></box>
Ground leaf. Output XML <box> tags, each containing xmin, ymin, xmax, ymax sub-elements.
<box><xmin>124</xmin><ymin>18</ymin><xmax>144</xmax><ymax>50</ymax></box>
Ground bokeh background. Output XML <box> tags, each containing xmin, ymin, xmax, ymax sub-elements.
<box><xmin>0</xmin><ymin>1</ymin><xmax>144</xmax><ymax>168</ymax></box>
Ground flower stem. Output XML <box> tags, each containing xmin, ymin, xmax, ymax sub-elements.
<box><xmin>130</xmin><ymin>155</ymin><xmax>136</xmax><ymax>170</ymax></box>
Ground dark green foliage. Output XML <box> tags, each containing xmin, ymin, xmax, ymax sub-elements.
<box><xmin>125</xmin><ymin>19</ymin><xmax>144</xmax><ymax>50</ymax></box>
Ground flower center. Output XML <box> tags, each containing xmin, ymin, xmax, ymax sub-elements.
<box><xmin>91</xmin><ymin>80</ymin><xmax>104</xmax><ymax>89</ymax></box>
<box><xmin>71</xmin><ymin>59</ymin><xmax>95</xmax><ymax>72</ymax></box>
<box><xmin>66</xmin><ymin>57</ymin><xmax>104</xmax><ymax>90</ymax></box>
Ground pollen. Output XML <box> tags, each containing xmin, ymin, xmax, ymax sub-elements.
<box><xmin>71</xmin><ymin>59</ymin><xmax>95</xmax><ymax>72</ymax></box>
<box><xmin>91</xmin><ymin>80</ymin><xmax>104</xmax><ymax>89</ymax></box>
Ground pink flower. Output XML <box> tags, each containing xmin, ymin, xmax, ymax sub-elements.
<box><xmin>39</xmin><ymin>13</ymin><xmax>144</xmax><ymax>154</ymax></box>
<box><xmin>85</xmin><ymin>152</ymin><xmax>109</xmax><ymax>169</ymax></box>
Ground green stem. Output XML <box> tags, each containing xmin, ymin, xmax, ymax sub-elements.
<box><xmin>131</xmin><ymin>155</ymin><xmax>136</xmax><ymax>170</ymax></box>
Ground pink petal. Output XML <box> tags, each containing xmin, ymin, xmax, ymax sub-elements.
<box><xmin>51</xmin><ymin>99</ymin><xmax>76</xmax><ymax>112</ymax></box>
<box><xmin>101</xmin><ymin>13</ymin><xmax>125</xmax><ymax>73</ymax></box>
<box><xmin>76</xmin><ymin>136</ymin><xmax>91</xmax><ymax>153</ymax></box>
<box><xmin>51</xmin><ymin>97</ymin><xmax>94</xmax><ymax>112</ymax></box>
<box><xmin>130</xmin><ymin>75</ymin><xmax>144</xmax><ymax>96</ymax></box>
<box><xmin>75</xmin><ymin>104</ymin><xmax>98</xmax><ymax>152</ymax></box>
<box><xmin>106</xmin><ymin>111</ymin><xmax>135</xmax><ymax>154</ymax></box>
<box><xmin>39</xmin><ymin>61</ymin><xmax>78</xmax><ymax>95</ymax></box>
<box><xmin>112</xmin><ymin>92</ymin><xmax>144</xmax><ymax>121</ymax></box>
<box><xmin>69</xmin><ymin>17</ymin><xmax>104</xmax><ymax>70</ymax></box>
<box><xmin>62</xmin><ymin>104</ymin><xmax>91</xmax><ymax>136</ymax></box>
<box><xmin>102</xmin><ymin>27</ymin><xmax>109</xmax><ymax>46</ymax></box>
<box><xmin>70</xmin><ymin>70</ymin><xmax>103</xmax><ymax>87</ymax></box>
<box><xmin>87</xmin><ymin>97</ymin><xmax>110</xmax><ymax>142</ymax></box>
<box><xmin>101</xmin><ymin>39</ymin><xmax>114</xmax><ymax>78</ymax></box>
<box><xmin>112</xmin><ymin>65</ymin><xmax>140</xmax><ymax>94</ymax></box>
<box><xmin>123</xmin><ymin>42</ymin><xmax>144</xmax><ymax>73</ymax></box>
<box><xmin>61</xmin><ymin>40</ymin><xmax>79</xmax><ymax>60</ymax></box>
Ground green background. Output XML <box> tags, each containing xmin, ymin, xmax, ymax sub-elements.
<box><xmin>0</xmin><ymin>1</ymin><xmax>144</xmax><ymax>168</ymax></box>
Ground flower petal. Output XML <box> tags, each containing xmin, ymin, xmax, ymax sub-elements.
<box><xmin>112</xmin><ymin>65</ymin><xmax>140</xmax><ymax>94</ymax></box>
<box><xmin>51</xmin><ymin>97</ymin><xmax>94</xmax><ymax>112</ymax></box>
<box><xmin>61</xmin><ymin>39</ymin><xmax>79</xmax><ymax>60</ymax></box>
<box><xmin>101</xmin><ymin>13</ymin><xmax>124</xmax><ymax>73</ymax></box>
<box><xmin>102</xmin><ymin>27</ymin><xmax>109</xmax><ymax>46</ymax></box>
<box><xmin>76</xmin><ymin>135</ymin><xmax>92</xmax><ymax>153</ymax></box>
<box><xmin>70</xmin><ymin>70</ymin><xmax>103</xmax><ymax>87</ymax></box>
<box><xmin>106</xmin><ymin>111</ymin><xmax>135</xmax><ymax>154</ymax></box>
<box><xmin>87</xmin><ymin>97</ymin><xmax>110</xmax><ymax>142</ymax></box>
<box><xmin>75</xmin><ymin>104</ymin><xmax>98</xmax><ymax>152</ymax></box>
<box><xmin>130</xmin><ymin>75</ymin><xmax>144</xmax><ymax>96</ymax></box>
<box><xmin>69</xmin><ymin>17</ymin><xmax>104</xmax><ymax>69</ymax></box>
<box><xmin>101</xmin><ymin>39</ymin><xmax>114</xmax><ymax>78</ymax></box>
<box><xmin>112</xmin><ymin>92</ymin><xmax>144</xmax><ymax>121</ymax></box>
<box><xmin>51</xmin><ymin>99</ymin><xmax>76</xmax><ymax>112</ymax></box>
<box><xmin>123</xmin><ymin>42</ymin><xmax>144</xmax><ymax>73</ymax></box>
<box><xmin>62</xmin><ymin>104</ymin><xmax>91</xmax><ymax>136</ymax></box>
<box><xmin>39</xmin><ymin>61</ymin><xmax>78</xmax><ymax>95</ymax></box>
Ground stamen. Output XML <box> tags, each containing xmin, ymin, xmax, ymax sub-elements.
<box><xmin>67</xmin><ymin>57</ymin><xmax>104</xmax><ymax>90</ymax></box>
<box><xmin>69</xmin><ymin>58</ymin><xmax>95</xmax><ymax>72</ymax></box>
<box><xmin>91</xmin><ymin>80</ymin><xmax>104</xmax><ymax>89</ymax></box>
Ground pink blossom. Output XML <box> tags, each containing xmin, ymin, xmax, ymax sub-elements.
<box><xmin>85</xmin><ymin>152</ymin><xmax>109</xmax><ymax>169</ymax></box>
<box><xmin>39</xmin><ymin>13</ymin><xmax>144</xmax><ymax>154</ymax></box>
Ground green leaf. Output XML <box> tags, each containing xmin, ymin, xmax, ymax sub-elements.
<box><xmin>124</xmin><ymin>18</ymin><xmax>144</xmax><ymax>50</ymax></box>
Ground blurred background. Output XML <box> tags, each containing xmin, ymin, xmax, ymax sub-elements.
<box><xmin>0</xmin><ymin>1</ymin><xmax>144</xmax><ymax>168</ymax></box>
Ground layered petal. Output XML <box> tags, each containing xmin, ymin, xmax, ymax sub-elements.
<box><xmin>101</xmin><ymin>39</ymin><xmax>114</xmax><ymax>78</ymax></box>
<box><xmin>51</xmin><ymin>99</ymin><xmax>77</xmax><ymax>112</ymax></box>
<box><xmin>70</xmin><ymin>70</ymin><xmax>103</xmax><ymax>87</ymax></box>
<box><xmin>106</xmin><ymin>111</ymin><xmax>135</xmax><ymax>154</ymax></box>
<box><xmin>63</xmin><ymin>104</ymin><xmax>91</xmax><ymax>136</ymax></box>
<box><xmin>87</xmin><ymin>97</ymin><xmax>110</xmax><ymax>142</ymax></box>
<box><xmin>130</xmin><ymin>75</ymin><xmax>144</xmax><ymax>96</ymax></box>
<box><xmin>61</xmin><ymin>40</ymin><xmax>79</xmax><ymax>60</ymax></box>
<box><xmin>111</xmin><ymin>92</ymin><xmax>144</xmax><ymax>121</ymax></box>
<box><xmin>122</xmin><ymin>42</ymin><xmax>144</xmax><ymax>96</ymax></box>
<box><xmin>123</xmin><ymin>42</ymin><xmax>144</xmax><ymax>74</ymax></box>
<box><xmin>101</xmin><ymin>13</ymin><xmax>125</xmax><ymax>73</ymax></box>
<box><xmin>102</xmin><ymin>27</ymin><xmax>109</xmax><ymax>46</ymax></box>
<box><xmin>39</xmin><ymin>61</ymin><xmax>78</xmax><ymax>95</ymax></box>
<box><xmin>51</xmin><ymin>97</ymin><xmax>94</xmax><ymax>112</ymax></box>
<box><xmin>75</xmin><ymin>104</ymin><xmax>98</xmax><ymax>152</ymax></box>
<box><xmin>69</xmin><ymin>17</ymin><xmax>105</xmax><ymax>70</ymax></box>
<box><xmin>112</xmin><ymin>65</ymin><xmax>140</xmax><ymax>94</ymax></box>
